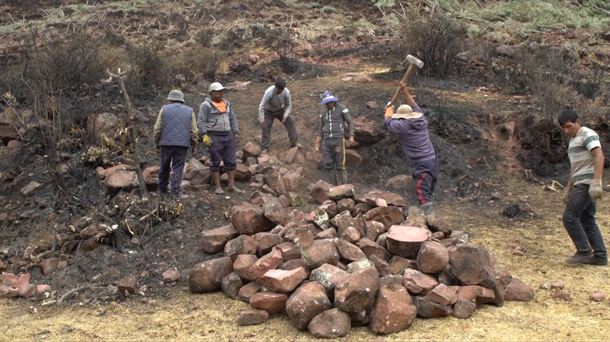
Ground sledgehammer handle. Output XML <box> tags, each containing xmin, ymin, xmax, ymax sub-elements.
<box><xmin>390</xmin><ymin>63</ymin><xmax>416</xmax><ymax>104</ymax></box>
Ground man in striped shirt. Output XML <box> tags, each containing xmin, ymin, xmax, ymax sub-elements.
<box><xmin>559</xmin><ymin>108</ymin><xmax>606</xmax><ymax>266</ymax></box>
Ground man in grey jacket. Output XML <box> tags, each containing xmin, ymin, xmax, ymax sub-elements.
<box><xmin>258</xmin><ymin>77</ymin><xmax>300</xmax><ymax>154</ymax></box>
<box><xmin>154</xmin><ymin>89</ymin><xmax>198</xmax><ymax>198</ymax></box>
<box><xmin>315</xmin><ymin>91</ymin><xmax>355</xmax><ymax>185</ymax></box>
<box><xmin>198</xmin><ymin>82</ymin><xmax>242</xmax><ymax>194</ymax></box>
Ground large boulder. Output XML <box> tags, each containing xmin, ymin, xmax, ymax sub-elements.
<box><xmin>386</xmin><ymin>225</ymin><xmax>430</xmax><ymax>259</ymax></box>
<box><xmin>286</xmin><ymin>282</ymin><xmax>332</xmax><ymax>330</ymax></box>
<box><xmin>334</xmin><ymin>239</ymin><xmax>367</xmax><ymax>262</ymax></box>
<box><xmin>224</xmin><ymin>235</ymin><xmax>258</xmax><ymax>259</ymax></box>
<box><xmin>309</xmin><ymin>263</ymin><xmax>350</xmax><ymax>292</ymax></box>
<box><xmin>335</xmin><ymin>266</ymin><xmax>380</xmax><ymax>313</ymax></box>
<box><xmin>416</xmin><ymin>241</ymin><xmax>449</xmax><ymax>274</ymax></box>
<box><xmin>353</xmin><ymin>116</ymin><xmax>384</xmax><ymax>145</ymax></box>
<box><xmin>370</xmin><ymin>283</ymin><xmax>417</xmax><ymax>334</ymax></box>
<box><xmin>250</xmin><ymin>292</ymin><xmax>288</xmax><ymax>314</ymax></box>
<box><xmin>263</xmin><ymin>197</ymin><xmax>288</xmax><ymax>226</ymax></box>
<box><xmin>231</xmin><ymin>204</ymin><xmax>274</xmax><ymax>235</ymax></box>
<box><xmin>302</xmin><ymin>239</ymin><xmax>340</xmax><ymax>269</ymax></box>
<box><xmin>309</xmin><ymin>180</ymin><xmax>332</xmax><ymax>204</ymax></box>
<box><xmin>188</xmin><ymin>257</ymin><xmax>233</xmax><ymax>293</ymax></box>
<box><xmin>308</xmin><ymin>309</ymin><xmax>351</xmax><ymax>338</ymax></box>
<box><xmin>364</xmin><ymin>206</ymin><xmax>404</xmax><ymax>229</ymax></box>
<box><xmin>504</xmin><ymin>278</ymin><xmax>534</xmax><ymax>302</ymax></box>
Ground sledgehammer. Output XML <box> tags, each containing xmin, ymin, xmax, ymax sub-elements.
<box><xmin>389</xmin><ymin>54</ymin><xmax>424</xmax><ymax>104</ymax></box>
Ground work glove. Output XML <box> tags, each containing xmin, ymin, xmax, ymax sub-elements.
<box><xmin>258</xmin><ymin>116</ymin><xmax>264</xmax><ymax>125</ymax></box>
<box><xmin>384</xmin><ymin>102</ymin><xmax>394</xmax><ymax>118</ymax></box>
<box><xmin>201</xmin><ymin>135</ymin><xmax>212</xmax><ymax>147</ymax></box>
<box><xmin>589</xmin><ymin>179</ymin><xmax>603</xmax><ymax>200</ymax></box>
<box><xmin>282</xmin><ymin>114</ymin><xmax>289</xmax><ymax>123</ymax></box>
<box><xmin>233</xmin><ymin>132</ymin><xmax>240</xmax><ymax>144</ymax></box>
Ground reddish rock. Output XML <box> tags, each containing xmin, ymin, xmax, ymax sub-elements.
<box><xmin>189</xmin><ymin>257</ymin><xmax>233</xmax><ymax>293</ymax></box>
<box><xmin>385</xmin><ymin>174</ymin><xmax>412</xmax><ymax>191</ymax></box>
<box><xmin>357</xmin><ymin>238</ymin><xmax>390</xmax><ymax>261</ymax></box>
<box><xmin>234</xmin><ymin>163</ymin><xmax>253</xmax><ymax>181</ymax></box>
<box><xmin>221</xmin><ymin>272</ymin><xmax>243</xmax><ymax>299</ymax></box>
<box><xmin>345</xmin><ymin>149</ymin><xmax>363</xmax><ymax>166</ymax></box>
<box><xmin>224</xmin><ymin>235</ymin><xmax>258</xmax><ymax>259</ymax></box>
<box><xmin>319</xmin><ymin>200</ymin><xmax>338</xmax><ymax>218</ymax></box>
<box><xmin>346</xmin><ymin>258</ymin><xmax>376</xmax><ymax>273</ymax></box>
<box><xmin>457</xmin><ymin>285</ymin><xmax>496</xmax><ymax>304</ymax></box>
<box><xmin>590</xmin><ymin>291</ymin><xmax>606</xmax><ymax>302</ymax></box>
<box><xmin>417</xmin><ymin>241</ymin><xmax>449</xmax><ymax>274</ymax></box>
<box><xmin>353</xmin><ymin>202</ymin><xmax>374</xmax><ymax>215</ymax></box>
<box><xmin>388</xmin><ymin>256</ymin><xmax>415</xmax><ymax>275</ymax></box>
<box><xmin>263</xmin><ymin>197</ymin><xmax>288</xmax><ymax>226</ymax></box>
<box><xmin>335</xmin><ymin>239</ymin><xmax>366</xmax><ymax>262</ymax></box>
<box><xmin>363</xmin><ymin>190</ymin><xmax>406</xmax><ymax>207</ymax></box>
<box><xmin>39</xmin><ymin>258</ymin><xmax>67</xmax><ymax>275</ymax></box>
<box><xmin>162</xmin><ymin>269</ymin><xmax>180</xmax><ymax>283</ymax></box>
<box><xmin>504</xmin><ymin>278</ymin><xmax>534</xmax><ymax>302</ymax></box>
<box><xmin>237</xmin><ymin>309</ymin><xmax>269</xmax><ymax>326</ymax></box>
<box><xmin>238</xmin><ymin>282</ymin><xmax>261</xmax><ymax>302</ymax></box>
<box><xmin>328</xmin><ymin>184</ymin><xmax>355</xmax><ymax>200</ymax></box>
<box><xmin>452</xmin><ymin>299</ymin><xmax>476</xmax><ymax>319</ymax></box>
<box><xmin>339</xmin><ymin>226</ymin><xmax>362</xmax><ymax>243</ymax></box>
<box><xmin>335</xmin><ymin>267</ymin><xmax>380</xmax><ymax>313</ymax></box>
<box><xmin>249</xmin><ymin>247</ymin><xmax>284</xmax><ymax>280</ymax></box>
<box><xmin>117</xmin><ymin>275</ymin><xmax>138</xmax><ymax>295</ymax></box>
<box><xmin>285</xmin><ymin>224</ymin><xmax>315</xmax><ymax>248</ymax></box>
<box><xmin>231</xmin><ymin>204</ymin><xmax>274</xmax><ymax>235</ymax></box>
<box><xmin>353</xmin><ymin>116</ymin><xmax>384</xmax><ymax>144</ymax></box>
<box><xmin>308</xmin><ymin>207</ymin><xmax>330</xmax><ymax>229</ymax></box>
<box><xmin>365</xmin><ymin>220</ymin><xmax>386</xmax><ymax>241</ymax></box>
<box><xmin>302</xmin><ymin>239</ymin><xmax>340</xmax><ymax>269</ymax></box>
<box><xmin>143</xmin><ymin>165</ymin><xmax>160</xmax><ymax>186</ymax></box>
<box><xmin>386</xmin><ymin>225</ymin><xmax>430</xmax><ymax>259</ymax></box>
<box><xmin>551</xmin><ymin>289</ymin><xmax>572</xmax><ymax>302</ymax></box>
<box><xmin>308</xmin><ymin>308</ymin><xmax>351</xmax><ymax>338</ymax></box>
<box><xmin>369</xmin><ymin>254</ymin><xmax>391</xmax><ymax>277</ymax></box>
<box><xmin>336</xmin><ymin>198</ymin><xmax>356</xmax><ymax>213</ymax></box>
<box><xmin>283</xmin><ymin>147</ymin><xmax>306</xmax><ymax>164</ymax></box>
<box><xmin>309</xmin><ymin>180</ymin><xmax>332</xmax><ymax>204</ymax></box>
<box><xmin>364</xmin><ymin>206</ymin><xmax>404</xmax><ymax>229</ymax></box>
<box><xmin>370</xmin><ymin>284</ymin><xmax>417</xmax><ymax>334</ymax></box>
<box><xmin>380</xmin><ymin>275</ymin><xmax>404</xmax><ymax>287</ymax></box>
<box><xmin>495</xmin><ymin>265</ymin><xmax>513</xmax><ymax>286</ymax></box>
<box><xmin>331</xmin><ymin>210</ymin><xmax>365</xmax><ymax>235</ymax></box>
<box><xmin>258</xmin><ymin>267</ymin><xmax>308</xmax><ymax>293</ymax></box>
<box><xmin>250</xmin><ymin>292</ymin><xmax>288</xmax><ymax>314</ymax></box>
<box><xmin>403</xmin><ymin>269</ymin><xmax>438</xmax><ymax>295</ymax></box>
<box><xmin>283</xmin><ymin>171</ymin><xmax>302</xmax><ymax>191</ymax></box>
<box><xmin>200</xmin><ymin>224</ymin><xmax>238</xmax><ymax>254</ymax></box>
<box><xmin>449</xmin><ymin>243</ymin><xmax>503</xmax><ymax>306</ymax></box>
<box><xmin>414</xmin><ymin>296</ymin><xmax>452</xmax><ymax>318</ymax></box>
<box><xmin>280</xmin><ymin>259</ymin><xmax>308</xmax><ymax>271</ymax></box>
<box><xmin>424</xmin><ymin>284</ymin><xmax>459</xmax><ymax>306</ymax></box>
<box><xmin>253</xmin><ymin>232</ymin><xmax>282</xmax><ymax>256</ymax></box>
<box><xmin>233</xmin><ymin>254</ymin><xmax>259</xmax><ymax>280</ymax></box>
<box><xmin>309</xmin><ymin>264</ymin><xmax>349</xmax><ymax>291</ymax></box>
<box><xmin>263</xmin><ymin>168</ymin><xmax>287</xmax><ymax>195</ymax></box>
<box><xmin>243</xmin><ymin>141</ymin><xmax>262</xmax><ymax>158</ymax></box>
<box><xmin>286</xmin><ymin>282</ymin><xmax>332</xmax><ymax>330</ymax></box>
<box><xmin>316</xmin><ymin>228</ymin><xmax>337</xmax><ymax>239</ymax></box>
<box><xmin>349</xmin><ymin>310</ymin><xmax>370</xmax><ymax>326</ymax></box>
<box><xmin>105</xmin><ymin>170</ymin><xmax>138</xmax><ymax>190</ymax></box>
<box><xmin>276</xmin><ymin>242</ymin><xmax>301</xmax><ymax>261</ymax></box>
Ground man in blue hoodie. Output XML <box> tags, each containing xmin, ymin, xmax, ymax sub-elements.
<box><xmin>384</xmin><ymin>83</ymin><xmax>439</xmax><ymax>218</ymax></box>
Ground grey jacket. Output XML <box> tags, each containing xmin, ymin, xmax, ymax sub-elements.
<box><xmin>197</xmin><ymin>98</ymin><xmax>239</xmax><ymax>136</ymax></box>
<box><xmin>154</xmin><ymin>103</ymin><xmax>198</xmax><ymax>147</ymax></box>
<box><xmin>319</xmin><ymin>103</ymin><xmax>353</xmax><ymax>140</ymax></box>
<box><xmin>258</xmin><ymin>86</ymin><xmax>292</xmax><ymax>121</ymax></box>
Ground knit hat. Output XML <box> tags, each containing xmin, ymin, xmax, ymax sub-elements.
<box><xmin>320</xmin><ymin>91</ymin><xmax>338</xmax><ymax>105</ymax></box>
<box><xmin>166</xmin><ymin>89</ymin><xmax>185</xmax><ymax>103</ymax></box>
<box><xmin>208</xmin><ymin>82</ymin><xmax>226</xmax><ymax>93</ymax></box>
<box><xmin>391</xmin><ymin>104</ymin><xmax>423</xmax><ymax>119</ymax></box>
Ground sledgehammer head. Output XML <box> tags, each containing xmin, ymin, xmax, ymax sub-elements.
<box><xmin>406</xmin><ymin>54</ymin><xmax>424</xmax><ymax>69</ymax></box>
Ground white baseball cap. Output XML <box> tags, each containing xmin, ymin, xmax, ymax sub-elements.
<box><xmin>208</xmin><ymin>82</ymin><xmax>226</xmax><ymax>93</ymax></box>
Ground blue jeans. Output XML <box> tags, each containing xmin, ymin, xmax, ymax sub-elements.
<box><xmin>158</xmin><ymin>145</ymin><xmax>188</xmax><ymax>196</ymax></box>
<box><xmin>563</xmin><ymin>184</ymin><xmax>607</xmax><ymax>259</ymax></box>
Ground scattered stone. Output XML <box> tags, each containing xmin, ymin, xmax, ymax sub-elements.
<box><xmin>308</xmin><ymin>308</ymin><xmax>351</xmax><ymax>338</ymax></box>
<box><xmin>357</xmin><ymin>238</ymin><xmax>390</xmax><ymax>261</ymax></box>
<box><xmin>363</xmin><ymin>190</ymin><xmax>406</xmax><ymax>207</ymax></box>
<box><xmin>551</xmin><ymin>289</ymin><xmax>572</xmax><ymax>302</ymax></box>
<box><xmin>233</xmin><ymin>254</ymin><xmax>259</xmax><ymax>280</ymax></box>
<box><xmin>403</xmin><ymin>269</ymin><xmax>438</xmax><ymax>295</ymax></box>
<box><xmin>413</xmin><ymin>296</ymin><xmax>452</xmax><ymax>318</ymax></box>
<box><xmin>366</xmin><ymin>101</ymin><xmax>379</xmax><ymax>109</ymax></box>
<box><xmin>237</xmin><ymin>309</ymin><xmax>269</xmax><ymax>326</ymax></box>
<box><xmin>504</xmin><ymin>278</ymin><xmax>534</xmax><ymax>302</ymax></box>
<box><xmin>20</xmin><ymin>181</ymin><xmax>41</xmax><ymax>196</ymax></box>
<box><xmin>309</xmin><ymin>180</ymin><xmax>332</xmax><ymax>204</ymax></box>
<box><xmin>162</xmin><ymin>269</ymin><xmax>180</xmax><ymax>283</ymax></box>
<box><xmin>370</xmin><ymin>283</ymin><xmax>417</xmax><ymax>334</ymax></box>
<box><xmin>276</xmin><ymin>242</ymin><xmax>301</xmax><ymax>261</ymax></box>
<box><xmin>424</xmin><ymin>284</ymin><xmax>458</xmax><ymax>306</ymax></box>
<box><xmin>339</xmin><ymin>226</ymin><xmax>362</xmax><ymax>243</ymax></box>
<box><xmin>248</xmin><ymin>247</ymin><xmax>284</xmax><ymax>280</ymax></box>
<box><xmin>286</xmin><ymin>282</ymin><xmax>332</xmax><ymax>330</ymax></box>
<box><xmin>302</xmin><ymin>239</ymin><xmax>340</xmax><ymax>269</ymax></box>
<box><xmin>200</xmin><ymin>224</ymin><xmax>238</xmax><ymax>254</ymax></box>
<box><xmin>345</xmin><ymin>150</ymin><xmax>363</xmax><ymax>166</ymax></box>
<box><xmin>365</xmin><ymin>221</ymin><xmax>386</xmax><ymax>241</ymax></box>
<box><xmin>364</xmin><ymin>206</ymin><xmax>404</xmax><ymax>229</ymax></box>
<box><xmin>250</xmin><ymin>292</ymin><xmax>288</xmax><ymax>314</ymax></box>
<box><xmin>328</xmin><ymin>184</ymin><xmax>355</xmax><ymax>200</ymax></box>
<box><xmin>316</xmin><ymin>228</ymin><xmax>337</xmax><ymax>239</ymax></box>
<box><xmin>385</xmin><ymin>175</ymin><xmax>412</xmax><ymax>191</ymax></box>
<box><xmin>388</xmin><ymin>256</ymin><xmax>414</xmax><ymax>275</ymax></box>
<box><xmin>253</xmin><ymin>232</ymin><xmax>282</xmax><ymax>256</ymax></box>
<box><xmin>590</xmin><ymin>291</ymin><xmax>606</xmax><ymax>302</ymax></box>
<box><xmin>335</xmin><ymin>239</ymin><xmax>367</xmax><ymax>262</ymax></box>
<box><xmin>352</xmin><ymin>116</ymin><xmax>384</xmax><ymax>144</ymax></box>
<box><xmin>457</xmin><ymin>285</ymin><xmax>496</xmax><ymax>304</ymax></box>
<box><xmin>309</xmin><ymin>264</ymin><xmax>349</xmax><ymax>291</ymax></box>
<box><xmin>232</xmin><ymin>204</ymin><xmax>274</xmax><ymax>235</ymax></box>
<box><xmin>263</xmin><ymin>197</ymin><xmax>288</xmax><ymax>226</ymax></box>
<box><xmin>550</xmin><ymin>280</ymin><xmax>565</xmax><ymax>290</ymax></box>
<box><xmin>189</xmin><ymin>257</ymin><xmax>233</xmax><ymax>293</ymax></box>
<box><xmin>117</xmin><ymin>275</ymin><xmax>138</xmax><ymax>296</ymax></box>
<box><xmin>243</xmin><ymin>141</ymin><xmax>262</xmax><ymax>158</ymax></box>
<box><xmin>238</xmin><ymin>282</ymin><xmax>261</xmax><ymax>302</ymax></box>
<box><xmin>449</xmin><ymin>244</ymin><xmax>503</xmax><ymax>306</ymax></box>
<box><xmin>452</xmin><ymin>299</ymin><xmax>476</xmax><ymax>319</ymax></box>
<box><xmin>335</xmin><ymin>267</ymin><xmax>380</xmax><ymax>313</ymax></box>
<box><xmin>224</xmin><ymin>235</ymin><xmax>258</xmax><ymax>259</ymax></box>
<box><xmin>280</xmin><ymin>259</ymin><xmax>308</xmax><ymax>271</ymax></box>
<box><xmin>336</xmin><ymin>198</ymin><xmax>355</xmax><ymax>213</ymax></box>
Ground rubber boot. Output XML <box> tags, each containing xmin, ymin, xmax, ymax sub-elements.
<box><xmin>340</xmin><ymin>169</ymin><xmax>348</xmax><ymax>185</ymax></box>
<box><xmin>212</xmin><ymin>171</ymin><xmax>224</xmax><ymax>194</ymax></box>
<box><xmin>333</xmin><ymin>169</ymin><xmax>339</xmax><ymax>186</ymax></box>
<box><xmin>227</xmin><ymin>170</ymin><xmax>243</xmax><ymax>193</ymax></box>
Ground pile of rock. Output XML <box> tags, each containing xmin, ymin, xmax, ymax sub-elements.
<box><xmin>190</xmin><ymin>182</ymin><xmax>534</xmax><ymax>337</ymax></box>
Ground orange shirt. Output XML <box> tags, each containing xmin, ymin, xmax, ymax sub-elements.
<box><xmin>212</xmin><ymin>100</ymin><xmax>227</xmax><ymax>113</ymax></box>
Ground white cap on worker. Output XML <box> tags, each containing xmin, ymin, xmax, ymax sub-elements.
<box><xmin>208</xmin><ymin>82</ymin><xmax>226</xmax><ymax>93</ymax></box>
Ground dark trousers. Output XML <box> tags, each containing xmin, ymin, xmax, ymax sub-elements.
<box><xmin>159</xmin><ymin>145</ymin><xmax>188</xmax><ymax>196</ymax></box>
<box><xmin>322</xmin><ymin>138</ymin><xmax>345</xmax><ymax>171</ymax></box>
<box><xmin>563</xmin><ymin>184</ymin><xmax>607</xmax><ymax>258</ymax></box>
<box><xmin>413</xmin><ymin>158</ymin><xmax>438</xmax><ymax>205</ymax></box>
<box><xmin>209</xmin><ymin>132</ymin><xmax>237</xmax><ymax>172</ymax></box>
<box><xmin>261</xmin><ymin>110</ymin><xmax>298</xmax><ymax>150</ymax></box>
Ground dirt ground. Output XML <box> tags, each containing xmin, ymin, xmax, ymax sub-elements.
<box><xmin>2</xmin><ymin>184</ymin><xmax>609</xmax><ymax>340</ymax></box>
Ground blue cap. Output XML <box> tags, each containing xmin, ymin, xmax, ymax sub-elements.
<box><xmin>320</xmin><ymin>91</ymin><xmax>338</xmax><ymax>104</ymax></box>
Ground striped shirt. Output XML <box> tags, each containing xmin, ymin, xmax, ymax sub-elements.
<box><xmin>568</xmin><ymin>126</ymin><xmax>601</xmax><ymax>185</ymax></box>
